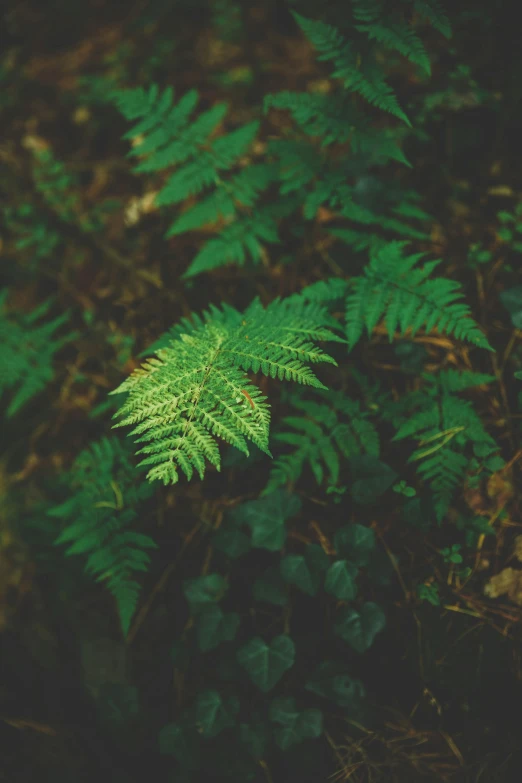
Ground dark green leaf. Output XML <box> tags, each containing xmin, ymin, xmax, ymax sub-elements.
<box><xmin>333</xmin><ymin>524</ymin><xmax>376</xmax><ymax>566</ymax></box>
<box><xmin>192</xmin><ymin>689</ymin><xmax>239</xmax><ymax>738</ymax></box>
<box><xmin>305</xmin><ymin>660</ymin><xmax>366</xmax><ymax>712</ymax></box>
<box><xmin>213</xmin><ymin>527</ymin><xmax>251</xmax><ymax>559</ymax></box>
<box><xmin>230</xmin><ymin>489</ymin><xmax>301</xmax><ymax>551</ymax></box>
<box><xmin>236</xmin><ymin>635</ymin><xmax>295</xmax><ymax>692</ymax></box>
<box><xmin>280</xmin><ymin>543</ymin><xmax>329</xmax><ymax>596</ymax></box>
<box><xmin>324</xmin><ymin>560</ymin><xmax>358</xmax><ymax>600</ymax></box>
<box><xmin>183</xmin><ymin>573</ymin><xmax>228</xmax><ymax>614</ymax></box>
<box><xmin>196</xmin><ymin>605</ymin><xmax>240</xmax><ymax>652</ymax></box>
<box><xmin>334</xmin><ymin>602</ymin><xmax>386</xmax><ymax>652</ymax></box>
<box><xmin>269</xmin><ymin>696</ymin><xmax>323</xmax><ymax>750</ymax></box>
<box><xmin>500</xmin><ymin>286</ymin><xmax>522</xmax><ymax>329</ymax></box>
<box><xmin>239</xmin><ymin>721</ymin><xmax>271</xmax><ymax>759</ymax></box>
<box><xmin>349</xmin><ymin>455</ymin><xmax>398</xmax><ymax>504</ymax></box>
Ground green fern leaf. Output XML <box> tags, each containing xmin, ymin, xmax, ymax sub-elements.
<box><xmin>292</xmin><ymin>12</ymin><xmax>411</xmax><ymax>126</ymax></box>
<box><xmin>0</xmin><ymin>290</ymin><xmax>77</xmax><ymax>417</ymax></box>
<box><xmin>110</xmin><ymin>297</ymin><xmax>343</xmax><ymax>486</ymax></box>
<box><xmin>263</xmin><ymin>388</ymin><xmax>379</xmax><ymax>495</ymax></box>
<box><xmin>344</xmin><ymin>240</ymin><xmax>494</xmax><ymax>351</ymax></box>
<box><xmin>48</xmin><ymin>437</ymin><xmax>156</xmax><ymax>637</ymax></box>
<box><xmin>355</xmin><ymin>20</ymin><xmax>431</xmax><ymax>76</ymax></box>
<box><xmin>392</xmin><ymin>383</ymin><xmax>502</xmax><ymax>522</ymax></box>
<box><xmin>414</xmin><ymin>0</ymin><xmax>452</xmax><ymax>39</ymax></box>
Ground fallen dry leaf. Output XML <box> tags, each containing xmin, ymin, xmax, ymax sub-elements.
<box><xmin>484</xmin><ymin>567</ymin><xmax>522</xmax><ymax>605</ymax></box>
<box><xmin>486</xmin><ymin>470</ymin><xmax>514</xmax><ymax>505</ymax></box>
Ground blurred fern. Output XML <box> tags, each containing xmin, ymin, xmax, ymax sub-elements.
<box><xmin>0</xmin><ymin>289</ymin><xmax>78</xmax><ymax>417</ymax></box>
<box><xmin>113</xmin><ymin>84</ymin><xmax>291</xmax><ymax>277</ymax></box>
<box><xmin>47</xmin><ymin>436</ymin><xmax>157</xmax><ymax>637</ymax></box>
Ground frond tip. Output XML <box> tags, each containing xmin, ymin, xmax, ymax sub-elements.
<box><xmin>110</xmin><ymin>296</ymin><xmax>344</xmax><ymax>486</ymax></box>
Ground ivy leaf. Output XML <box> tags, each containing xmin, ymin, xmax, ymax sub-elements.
<box><xmin>192</xmin><ymin>689</ymin><xmax>240</xmax><ymax>738</ymax></box>
<box><xmin>97</xmin><ymin>683</ymin><xmax>139</xmax><ymax>731</ymax></box>
<box><xmin>324</xmin><ymin>560</ymin><xmax>358</xmax><ymax>600</ymax></box>
<box><xmin>236</xmin><ymin>635</ymin><xmax>295</xmax><ymax>692</ymax></box>
<box><xmin>333</xmin><ymin>524</ymin><xmax>375</xmax><ymax>566</ymax></box>
<box><xmin>334</xmin><ymin>602</ymin><xmax>386</xmax><ymax>652</ymax></box>
<box><xmin>158</xmin><ymin>722</ymin><xmax>202</xmax><ymax>770</ymax></box>
<box><xmin>239</xmin><ymin>721</ymin><xmax>271</xmax><ymax>760</ymax></box>
<box><xmin>500</xmin><ymin>285</ymin><xmax>522</xmax><ymax>329</ymax></box>
<box><xmin>196</xmin><ymin>605</ymin><xmax>240</xmax><ymax>652</ymax></box>
<box><xmin>269</xmin><ymin>696</ymin><xmax>323</xmax><ymax>750</ymax></box>
<box><xmin>349</xmin><ymin>455</ymin><xmax>398</xmax><ymax>504</ymax></box>
<box><xmin>280</xmin><ymin>544</ymin><xmax>329</xmax><ymax>596</ymax></box>
<box><xmin>183</xmin><ymin>573</ymin><xmax>228</xmax><ymax>614</ymax></box>
<box><xmin>305</xmin><ymin>660</ymin><xmax>366</xmax><ymax>712</ymax></box>
<box><xmin>230</xmin><ymin>488</ymin><xmax>301</xmax><ymax>551</ymax></box>
<box><xmin>252</xmin><ymin>565</ymin><xmax>288</xmax><ymax>606</ymax></box>
<box><xmin>213</xmin><ymin>527</ymin><xmax>251</xmax><ymax>559</ymax></box>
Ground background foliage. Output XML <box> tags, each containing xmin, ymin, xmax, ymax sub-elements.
<box><xmin>2</xmin><ymin>1</ymin><xmax>522</xmax><ymax>781</ymax></box>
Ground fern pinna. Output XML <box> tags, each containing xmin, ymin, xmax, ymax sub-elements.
<box><xmin>48</xmin><ymin>437</ymin><xmax>157</xmax><ymax>637</ymax></box>
<box><xmin>110</xmin><ymin>296</ymin><xmax>345</xmax><ymax>486</ymax></box>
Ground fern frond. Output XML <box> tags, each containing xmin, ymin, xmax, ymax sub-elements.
<box><xmin>437</xmin><ymin>369</ymin><xmax>497</xmax><ymax>393</ymax></box>
<box><xmin>114</xmin><ymin>84</ymin><xmax>281</xmax><ymax>274</ymax></box>
<box><xmin>165</xmin><ymin>188</ymin><xmax>236</xmax><ymax>236</ymax></box>
<box><xmin>350</xmin><ymin>126</ymin><xmax>412</xmax><ymax>167</ymax></box>
<box><xmin>263</xmin><ymin>387</ymin><xmax>379</xmax><ymax>495</ymax></box>
<box><xmin>392</xmin><ymin>382</ymin><xmax>503</xmax><ymax>521</ymax></box>
<box><xmin>48</xmin><ymin>437</ymin><xmax>156</xmax><ymax>637</ymax></box>
<box><xmin>292</xmin><ymin>12</ymin><xmax>411</xmax><ymax>126</ymax></box>
<box><xmin>288</xmin><ymin>278</ymin><xmax>350</xmax><ymax>305</ymax></box>
<box><xmin>32</xmin><ymin>149</ymin><xmax>79</xmax><ymax>222</ymax></box>
<box><xmin>137</xmin><ymin>301</ymin><xmax>243</xmax><ymax>357</ymax></box>
<box><xmin>414</xmin><ymin>0</ymin><xmax>452</xmax><ymax>39</ymax></box>
<box><xmin>110</xmin><ymin>297</ymin><xmax>344</xmax><ymax>486</ymax></box>
<box><xmin>355</xmin><ymin>19</ymin><xmax>431</xmax><ymax>76</ymax></box>
<box><xmin>344</xmin><ymin>240</ymin><xmax>494</xmax><ymax>351</ymax></box>
<box><xmin>268</xmin><ymin>139</ymin><xmax>323</xmax><ymax>196</ymax></box>
<box><xmin>181</xmin><ymin>201</ymin><xmax>292</xmax><ymax>279</ymax></box>
<box><xmin>351</xmin><ymin>0</ymin><xmax>384</xmax><ymax>24</ymax></box>
<box><xmin>413</xmin><ymin>446</ymin><xmax>468</xmax><ymax>522</ymax></box>
<box><xmin>264</xmin><ymin>91</ymin><xmax>362</xmax><ymax>147</ymax></box>
<box><xmin>0</xmin><ymin>290</ymin><xmax>78</xmax><ymax>418</ymax></box>
<box><xmin>155</xmin><ymin>121</ymin><xmax>260</xmax><ymax>207</ymax></box>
